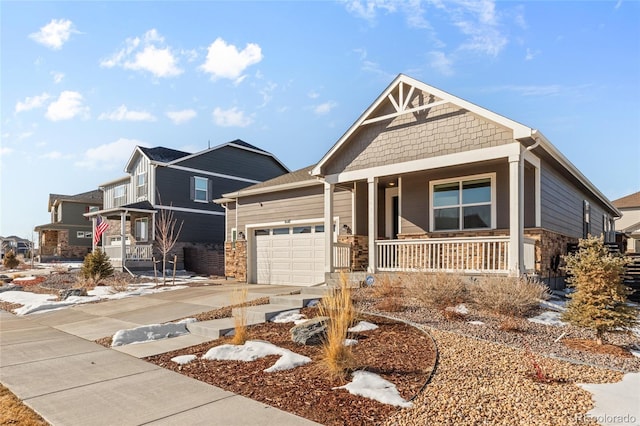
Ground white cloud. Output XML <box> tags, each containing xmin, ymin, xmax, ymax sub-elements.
<box><xmin>0</xmin><ymin>147</ymin><xmax>13</xmax><ymax>157</ymax></box>
<box><xmin>29</xmin><ymin>19</ymin><xmax>77</xmax><ymax>50</ymax></box>
<box><xmin>51</xmin><ymin>71</ymin><xmax>65</xmax><ymax>83</ymax></box>
<box><xmin>39</xmin><ymin>151</ymin><xmax>72</xmax><ymax>160</ymax></box>
<box><xmin>429</xmin><ymin>51</ymin><xmax>454</xmax><ymax>76</ymax></box>
<box><xmin>343</xmin><ymin>0</ymin><xmax>397</xmax><ymax>23</ymax></box>
<box><xmin>314</xmin><ymin>101</ymin><xmax>338</xmax><ymax>115</ymax></box>
<box><xmin>200</xmin><ymin>38</ymin><xmax>262</xmax><ymax>82</ymax></box>
<box><xmin>525</xmin><ymin>48</ymin><xmax>540</xmax><ymax>61</ymax></box>
<box><xmin>212</xmin><ymin>107</ymin><xmax>253</xmax><ymax>127</ymax></box>
<box><xmin>45</xmin><ymin>91</ymin><xmax>89</xmax><ymax>121</ymax></box>
<box><xmin>259</xmin><ymin>82</ymin><xmax>278</xmax><ymax>107</ymax></box>
<box><xmin>98</xmin><ymin>105</ymin><xmax>157</xmax><ymax>122</ymax></box>
<box><xmin>17</xmin><ymin>132</ymin><xmax>34</xmax><ymax>141</ymax></box>
<box><xmin>308</xmin><ymin>90</ymin><xmax>320</xmax><ymax>99</ymax></box>
<box><xmin>15</xmin><ymin>93</ymin><xmax>50</xmax><ymax>113</ymax></box>
<box><xmin>75</xmin><ymin>138</ymin><xmax>149</xmax><ymax>170</ymax></box>
<box><xmin>166</xmin><ymin>109</ymin><xmax>197</xmax><ymax>124</ymax></box>
<box><xmin>101</xmin><ymin>29</ymin><xmax>183</xmax><ymax>78</ymax></box>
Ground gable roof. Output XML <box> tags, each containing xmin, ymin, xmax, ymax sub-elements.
<box><xmin>217</xmin><ymin>165</ymin><xmax>318</xmax><ymax>202</ymax></box>
<box><xmin>612</xmin><ymin>191</ymin><xmax>640</xmax><ymax>209</ymax></box>
<box><xmin>139</xmin><ymin>146</ymin><xmax>191</xmax><ymax>162</ymax></box>
<box><xmin>48</xmin><ymin>189</ymin><xmax>103</xmax><ymax>211</ymax></box>
<box><xmin>309</xmin><ymin>73</ymin><xmax>619</xmax><ymax>217</ymax></box>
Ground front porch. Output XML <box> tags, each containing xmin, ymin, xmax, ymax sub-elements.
<box><xmin>103</xmin><ymin>244</ymin><xmax>154</xmax><ymax>270</ymax></box>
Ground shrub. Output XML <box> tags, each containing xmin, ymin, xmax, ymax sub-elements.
<box><xmin>2</xmin><ymin>250</ymin><xmax>19</xmax><ymax>269</ymax></box>
<box><xmin>562</xmin><ymin>235</ymin><xmax>637</xmax><ymax>345</ymax></box>
<box><xmin>471</xmin><ymin>275</ymin><xmax>548</xmax><ymax>318</ymax></box>
<box><xmin>81</xmin><ymin>249</ymin><xmax>114</xmax><ymax>285</ymax></box>
<box><xmin>109</xmin><ymin>277</ymin><xmax>130</xmax><ymax>293</ymax></box>
<box><xmin>319</xmin><ymin>271</ymin><xmax>356</xmax><ymax>380</ymax></box>
<box><xmin>371</xmin><ymin>274</ymin><xmax>404</xmax><ymax>312</ymax></box>
<box><xmin>406</xmin><ymin>272</ymin><xmax>467</xmax><ymax>309</ymax></box>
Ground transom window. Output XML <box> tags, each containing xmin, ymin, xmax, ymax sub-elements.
<box><xmin>430</xmin><ymin>174</ymin><xmax>495</xmax><ymax>231</ymax></box>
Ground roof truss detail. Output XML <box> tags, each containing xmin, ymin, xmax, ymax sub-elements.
<box><xmin>361</xmin><ymin>81</ymin><xmax>450</xmax><ymax>126</ymax></box>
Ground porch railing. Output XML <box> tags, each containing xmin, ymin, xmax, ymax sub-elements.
<box><xmin>376</xmin><ymin>237</ymin><xmax>511</xmax><ymax>274</ymax></box>
<box><xmin>103</xmin><ymin>244</ymin><xmax>153</xmax><ymax>261</ymax></box>
<box><xmin>333</xmin><ymin>242</ymin><xmax>351</xmax><ymax>270</ymax></box>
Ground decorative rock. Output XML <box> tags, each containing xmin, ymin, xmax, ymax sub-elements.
<box><xmin>0</xmin><ymin>284</ymin><xmax>22</xmax><ymax>293</ymax></box>
<box><xmin>59</xmin><ymin>288</ymin><xmax>87</xmax><ymax>300</ymax></box>
<box><xmin>290</xmin><ymin>316</ymin><xmax>329</xmax><ymax>345</ymax></box>
<box><xmin>0</xmin><ymin>274</ymin><xmax>12</xmax><ymax>284</ymax></box>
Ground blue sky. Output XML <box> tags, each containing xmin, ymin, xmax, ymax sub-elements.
<box><xmin>1</xmin><ymin>0</ymin><xmax>639</xmax><ymax>239</ymax></box>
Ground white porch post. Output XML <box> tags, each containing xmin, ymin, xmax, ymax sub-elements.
<box><xmin>367</xmin><ymin>177</ymin><xmax>378</xmax><ymax>273</ymax></box>
<box><xmin>91</xmin><ymin>217</ymin><xmax>97</xmax><ymax>252</ymax></box>
<box><xmin>120</xmin><ymin>211</ymin><xmax>126</xmax><ymax>271</ymax></box>
<box><xmin>324</xmin><ymin>182</ymin><xmax>334</xmax><ymax>275</ymax></box>
<box><xmin>508</xmin><ymin>154</ymin><xmax>524</xmax><ymax>276</ymax></box>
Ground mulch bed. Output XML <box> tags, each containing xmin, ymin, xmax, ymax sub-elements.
<box><xmin>145</xmin><ymin>310</ymin><xmax>437</xmax><ymax>426</ymax></box>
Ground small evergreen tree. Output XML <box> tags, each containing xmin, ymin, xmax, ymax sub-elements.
<box><xmin>3</xmin><ymin>250</ymin><xmax>19</xmax><ymax>269</ymax></box>
<box><xmin>562</xmin><ymin>235</ymin><xmax>637</xmax><ymax>345</ymax></box>
<box><xmin>81</xmin><ymin>249</ymin><xmax>114</xmax><ymax>285</ymax></box>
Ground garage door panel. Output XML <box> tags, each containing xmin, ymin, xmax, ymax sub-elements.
<box><xmin>254</xmin><ymin>224</ymin><xmax>326</xmax><ymax>286</ymax></box>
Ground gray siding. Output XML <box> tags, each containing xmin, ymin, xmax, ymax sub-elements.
<box><xmin>171</xmin><ymin>211</ymin><xmax>225</xmax><ymax>244</ymax></box>
<box><xmin>401</xmin><ymin>161</ymin><xmax>509</xmax><ymax>234</ymax></box>
<box><xmin>176</xmin><ymin>146</ymin><xmax>288</xmax><ymax>182</ymax></box>
<box><xmin>540</xmin><ymin>160</ymin><xmax>608</xmax><ymax>238</ymax></box>
<box><xmin>226</xmin><ymin>185</ymin><xmax>352</xmax><ymax>240</ymax></box>
<box><xmin>324</xmin><ymin>87</ymin><xmax>514</xmax><ymax>176</ymax></box>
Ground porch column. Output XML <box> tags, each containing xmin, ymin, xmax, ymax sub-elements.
<box><xmin>120</xmin><ymin>211</ymin><xmax>126</xmax><ymax>272</ymax></box>
<box><xmin>508</xmin><ymin>154</ymin><xmax>524</xmax><ymax>276</ymax></box>
<box><xmin>324</xmin><ymin>182</ymin><xmax>334</xmax><ymax>275</ymax></box>
<box><xmin>91</xmin><ymin>216</ymin><xmax>97</xmax><ymax>252</ymax></box>
<box><xmin>367</xmin><ymin>177</ymin><xmax>378</xmax><ymax>273</ymax></box>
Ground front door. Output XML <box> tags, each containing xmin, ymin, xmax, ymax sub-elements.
<box><xmin>385</xmin><ymin>187</ymin><xmax>399</xmax><ymax>239</ymax></box>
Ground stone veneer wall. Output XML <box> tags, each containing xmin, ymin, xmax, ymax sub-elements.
<box><xmin>337</xmin><ymin>235</ymin><xmax>369</xmax><ymax>271</ymax></box>
<box><xmin>523</xmin><ymin>228</ymin><xmax>578</xmax><ymax>277</ymax></box>
<box><xmin>225</xmin><ymin>240</ymin><xmax>247</xmax><ymax>282</ymax></box>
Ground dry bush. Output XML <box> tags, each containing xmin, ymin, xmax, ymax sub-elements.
<box><xmin>74</xmin><ymin>274</ymin><xmax>96</xmax><ymax>291</ymax></box>
<box><xmin>371</xmin><ymin>274</ymin><xmax>404</xmax><ymax>312</ymax></box>
<box><xmin>470</xmin><ymin>275</ymin><xmax>549</xmax><ymax>318</ymax></box>
<box><xmin>231</xmin><ymin>284</ymin><xmax>249</xmax><ymax>345</ymax></box>
<box><xmin>0</xmin><ymin>384</ymin><xmax>48</xmax><ymax>425</ymax></box>
<box><xmin>109</xmin><ymin>276</ymin><xmax>130</xmax><ymax>293</ymax></box>
<box><xmin>405</xmin><ymin>272</ymin><xmax>467</xmax><ymax>309</ymax></box>
<box><xmin>319</xmin><ymin>271</ymin><xmax>357</xmax><ymax>380</ymax></box>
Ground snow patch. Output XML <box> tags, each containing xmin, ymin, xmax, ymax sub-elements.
<box><xmin>171</xmin><ymin>354</ymin><xmax>197</xmax><ymax>365</ymax></box>
<box><xmin>111</xmin><ymin>321</ymin><xmax>194</xmax><ymax>346</ymax></box>
<box><xmin>344</xmin><ymin>338</ymin><xmax>358</xmax><ymax>346</ymax></box>
<box><xmin>445</xmin><ymin>304</ymin><xmax>468</xmax><ymax>315</ymax></box>
<box><xmin>334</xmin><ymin>370</ymin><xmax>413</xmax><ymax>408</ymax></box>
<box><xmin>468</xmin><ymin>320</ymin><xmax>485</xmax><ymax>326</ymax></box>
<box><xmin>202</xmin><ymin>340</ymin><xmax>311</xmax><ymax>372</ymax></box>
<box><xmin>270</xmin><ymin>310</ymin><xmax>306</xmax><ymax>323</ymax></box>
<box><xmin>528</xmin><ymin>311</ymin><xmax>566</xmax><ymax>326</ymax></box>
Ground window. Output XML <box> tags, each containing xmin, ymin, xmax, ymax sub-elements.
<box><xmin>293</xmin><ymin>226</ymin><xmax>311</xmax><ymax>234</ymax></box>
<box><xmin>583</xmin><ymin>200</ymin><xmax>591</xmax><ymax>238</ymax></box>
<box><xmin>193</xmin><ymin>177</ymin><xmax>208</xmax><ymax>202</ymax></box>
<box><xmin>77</xmin><ymin>231</ymin><xmax>85</xmax><ymax>238</ymax></box>
<box><xmin>273</xmin><ymin>227</ymin><xmax>290</xmax><ymax>235</ymax></box>
<box><xmin>114</xmin><ymin>185</ymin><xmax>127</xmax><ymax>206</ymax></box>
<box><xmin>135</xmin><ymin>218</ymin><xmax>148</xmax><ymax>242</ymax></box>
<box><xmin>136</xmin><ymin>173</ymin><xmax>147</xmax><ymax>199</ymax></box>
<box><xmin>431</xmin><ymin>174</ymin><xmax>494</xmax><ymax>231</ymax></box>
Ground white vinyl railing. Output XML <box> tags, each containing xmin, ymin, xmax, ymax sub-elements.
<box><xmin>103</xmin><ymin>244</ymin><xmax>153</xmax><ymax>261</ymax></box>
<box><xmin>376</xmin><ymin>237</ymin><xmax>511</xmax><ymax>273</ymax></box>
<box><xmin>333</xmin><ymin>242</ymin><xmax>351</xmax><ymax>270</ymax></box>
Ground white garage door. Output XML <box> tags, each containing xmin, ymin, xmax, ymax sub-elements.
<box><xmin>254</xmin><ymin>224</ymin><xmax>325</xmax><ymax>286</ymax></box>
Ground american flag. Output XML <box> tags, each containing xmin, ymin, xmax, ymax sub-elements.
<box><xmin>94</xmin><ymin>216</ymin><xmax>109</xmax><ymax>245</ymax></box>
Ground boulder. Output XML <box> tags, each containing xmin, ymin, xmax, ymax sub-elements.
<box><xmin>290</xmin><ymin>316</ymin><xmax>329</xmax><ymax>345</ymax></box>
<box><xmin>60</xmin><ymin>288</ymin><xmax>87</xmax><ymax>300</ymax></box>
<box><xmin>0</xmin><ymin>284</ymin><xmax>22</xmax><ymax>293</ymax></box>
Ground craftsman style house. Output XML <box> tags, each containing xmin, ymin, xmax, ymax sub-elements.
<box><xmin>35</xmin><ymin>190</ymin><xmax>103</xmax><ymax>261</ymax></box>
<box><xmin>613</xmin><ymin>191</ymin><xmax>640</xmax><ymax>253</ymax></box>
<box><xmin>85</xmin><ymin>140</ymin><xmax>288</xmax><ymax>274</ymax></box>
<box><xmin>216</xmin><ymin>75</ymin><xmax>620</xmax><ymax>286</ymax></box>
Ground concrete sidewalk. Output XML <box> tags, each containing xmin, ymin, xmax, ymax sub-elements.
<box><xmin>0</xmin><ymin>284</ymin><xmax>321</xmax><ymax>425</ymax></box>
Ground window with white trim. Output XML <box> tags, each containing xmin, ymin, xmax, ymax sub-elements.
<box><xmin>114</xmin><ymin>184</ymin><xmax>127</xmax><ymax>206</ymax></box>
<box><xmin>583</xmin><ymin>200</ymin><xmax>591</xmax><ymax>238</ymax></box>
<box><xmin>430</xmin><ymin>174</ymin><xmax>495</xmax><ymax>231</ymax></box>
<box><xmin>135</xmin><ymin>218</ymin><xmax>149</xmax><ymax>242</ymax></box>
<box><xmin>193</xmin><ymin>176</ymin><xmax>208</xmax><ymax>202</ymax></box>
<box><xmin>136</xmin><ymin>172</ymin><xmax>147</xmax><ymax>199</ymax></box>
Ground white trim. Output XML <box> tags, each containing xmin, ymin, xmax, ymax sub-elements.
<box><xmin>154</xmin><ymin>204</ymin><xmax>225</xmax><ymax>216</ymax></box>
<box><xmin>367</xmin><ymin>177</ymin><xmax>378</xmax><ymax>273</ymax></box>
<box><xmin>219</xmin><ymin>179</ymin><xmax>320</xmax><ymax>200</ymax></box>
<box><xmin>312</xmin><ymin>74</ymin><xmax>532</xmax><ymax>177</ymax></box>
<box><xmin>429</xmin><ymin>172</ymin><xmax>497</xmax><ymax>232</ymax></box>
<box><xmin>172</xmin><ymin>164</ymin><xmax>261</xmax><ymax>184</ymax></box>
<box><xmin>245</xmin><ymin>217</ymin><xmax>327</xmax><ymax>230</ymax></box>
<box><xmin>323</xmin><ymin>143</ymin><xmax>521</xmax><ymax>184</ymax></box>
<box><xmin>523</xmin><ymin>151</ymin><xmax>542</xmax><ymax>228</ymax></box>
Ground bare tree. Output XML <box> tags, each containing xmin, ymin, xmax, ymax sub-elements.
<box><xmin>155</xmin><ymin>201</ymin><xmax>184</xmax><ymax>285</ymax></box>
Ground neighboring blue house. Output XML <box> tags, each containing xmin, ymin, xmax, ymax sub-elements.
<box><xmin>85</xmin><ymin>139</ymin><xmax>288</xmax><ymax>274</ymax></box>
